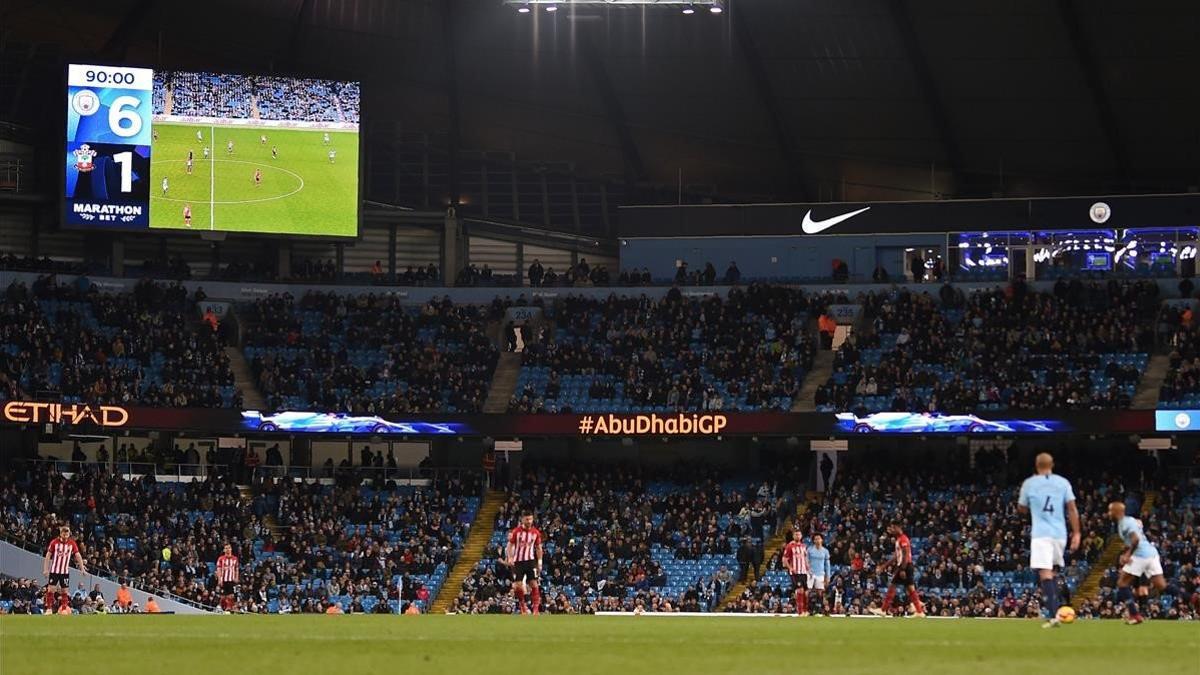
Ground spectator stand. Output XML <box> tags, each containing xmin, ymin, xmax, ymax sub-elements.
<box><xmin>450</xmin><ymin>464</ymin><xmax>794</xmax><ymax>614</ymax></box>
<box><xmin>0</xmin><ymin>461</ymin><xmax>485</xmax><ymax>614</ymax></box>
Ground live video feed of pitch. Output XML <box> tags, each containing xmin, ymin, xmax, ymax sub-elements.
<box><xmin>63</xmin><ymin>64</ymin><xmax>359</xmax><ymax>237</ymax></box>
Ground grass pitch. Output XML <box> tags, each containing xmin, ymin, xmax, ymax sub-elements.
<box><xmin>149</xmin><ymin>123</ymin><xmax>358</xmax><ymax>236</ymax></box>
<box><xmin>2</xmin><ymin>615</ymin><xmax>1197</xmax><ymax>675</ymax></box>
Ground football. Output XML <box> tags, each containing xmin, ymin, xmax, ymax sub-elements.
<box><xmin>1056</xmin><ymin>606</ymin><xmax>1077</xmax><ymax>624</ymax></box>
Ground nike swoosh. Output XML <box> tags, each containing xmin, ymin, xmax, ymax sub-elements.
<box><xmin>801</xmin><ymin>206</ymin><xmax>871</xmax><ymax>234</ymax></box>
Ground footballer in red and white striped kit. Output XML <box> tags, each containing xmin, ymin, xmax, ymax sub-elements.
<box><xmin>781</xmin><ymin>529</ymin><xmax>811</xmax><ymax>615</ymax></box>
<box><xmin>42</xmin><ymin>525</ymin><xmax>87</xmax><ymax>613</ymax></box>
<box><xmin>215</xmin><ymin>543</ymin><xmax>240</xmax><ymax>612</ymax></box>
<box><xmin>871</xmin><ymin>520</ymin><xmax>925</xmax><ymax>617</ymax></box>
<box><xmin>505</xmin><ymin>511</ymin><xmax>544</xmax><ymax>615</ymax></box>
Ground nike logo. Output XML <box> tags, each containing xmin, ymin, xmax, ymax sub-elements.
<box><xmin>801</xmin><ymin>206</ymin><xmax>871</xmax><ymax>234</ymax></box>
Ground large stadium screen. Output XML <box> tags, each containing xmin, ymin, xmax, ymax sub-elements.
<box><xmin>64</xmin><ymin>63</ymin><xmax>360</xmax><ymax>237</ymax></box>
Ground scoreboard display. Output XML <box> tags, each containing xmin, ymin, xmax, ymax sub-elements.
<box><xmin>64</xmin><ymin>64</ymin><xmax>154</xmax><ymax>227</ymax></box>
<box><xmin>63</xmin><ymin>63</ymin><xmax>361</xmax><ymax>237</ymax></box>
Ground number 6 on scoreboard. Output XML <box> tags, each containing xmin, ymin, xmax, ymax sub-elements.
<box><xmin>108</xmin><ymin>95</ymin><xmax>143</xmax><ymax>138</ymax></box>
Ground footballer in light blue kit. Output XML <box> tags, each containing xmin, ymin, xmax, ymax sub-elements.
<box><xmin>1108</xmin><ymin>500</ymin><xmax>1167</xmax><ymax>625</ymax></box>
<box><xmin>1017</xmin><ymin>452</ymin><xmax>1080</xmax><ymax>628</ymax></box>
<box><xmin>806</xmin><ymin>533</ymin><xmax>831</xmax><ymax>615</ymax></box>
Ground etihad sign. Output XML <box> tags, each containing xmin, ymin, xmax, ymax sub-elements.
<box><xmin>3</xmin><ymin>401</ymin><xmax>130</xmax><ymax>427</ymax></box>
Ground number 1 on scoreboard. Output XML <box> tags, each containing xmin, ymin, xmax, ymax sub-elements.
<box><xmin>113</xmin><ymin>151</ymin><xmax>133</xmax><ymax>193</ymax></box>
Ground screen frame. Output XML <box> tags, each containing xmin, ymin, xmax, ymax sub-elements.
<box><xmin>59</xmin><ymin>61</ymin><xmax>363</xmax><ymax>242</ymax></box>
<box><xmin>1084</xmin><ymin>250</ymin><xmax>1112</xmax><ymax>271</ymax></box>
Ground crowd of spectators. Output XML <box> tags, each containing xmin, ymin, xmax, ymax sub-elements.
<box><xmin>511</xmin><ymin>284</ymin><xmax>820</xmax><ymax>413</ymax></box>
<box><xmin>611</xmin><ymin>261</ymin><xmax>745</xmax><ymax>287</ymax></box>
<box><xmin>255</xmin><ymin>77</ymin><xmax>359</xmax><ymax>124</ymax></box>
<box><xmin>523</xmin><ymin>258</ymin><xmax>595</xmax><ymax>288</ymax></box>
<box><xmin>725</xmin><ymin>450</ymin><xmax>1190</xmax><ymax>619</ymax></box>
<box><xmin>2</xmin><ymin>276</ymin><xmax>238</xmax><ymax>408</ymax></box>
<box><xmin>451</xmin><ymin>463</ymin><xmax>796</xmax><ymax>614</ymax></box>
<box><xmin>157</xmin><ymin>72</ymin><xmax>252</xmax><ymax>118</ymax></box>
<box><xmin>1</xmin><ymin>253</ymin><xmax>95</xmax><ymax>275</ymax></box>
<box><xmin>242</xmin><ymin>292</ymin><xmax>497</xmax><ymax>413</ymax></box>
<box><xmin>0</xmin><ymin>577</ymin><xmax>47</xmax><ymax>614</ymax></box>
<box><xmin>0</xmin><ymin>465</ymin><xmax>248</xmax><ymax>608</ymax></box>
<box><xmin>818</xmin><ymin>280</ymin><xmax>1157</xmax><ymax>413</ymax></box>
<box><xmin>668</xmin><ymin>261</ymin><xmax>745</xmax><ymax>286</ymax></box>
<box><xmin>1082</xmin><ymin>483</ymin><xmax>1200</xmax><ymax>620</ymax></box>
<box><xmin>156</xmin><ymin>72</ymin><xmax>359</xmax><ymax>124</ymax></box>
<box><xmin>0</xmin><ymin>576</ymin><xmax>162</xmax><ymax>615</ymax></box>
<box><xmin>1158</xmin><ymin>303</ymin><xmax>1200</xmax><ymax>407</ymax></box>
<box><xmin>0</xmin><ymin>463</ymin><xmax>481</xmax><ymax>614</ymax></box>
<box><xmin>290</xmin><ymin>259</ymin><xmax>443</xmax><ymax>287</ymax></box>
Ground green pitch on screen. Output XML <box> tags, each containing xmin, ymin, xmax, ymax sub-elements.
<box><xmin>149</xmin><ymin>123</ymin><xmax>358</xmax><ymax>236</ymax></box>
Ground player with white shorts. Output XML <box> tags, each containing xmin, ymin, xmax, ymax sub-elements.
<box><xmin>1017</xmin><ymin>453</ymin><xmax>1080</xmax><ymax>628</ymax></box>
<box><xmin>1029</xmin><ymin>536</ymin><xmax>1065</xmax><ymax>570</ymax></box>
<box><xmin>1109</xmin><ymin>501</ymin><xmax>1167</xmax><ymax>625</ymax></box>
<box><xmin>1122</xmin><ymin>553</ymin><xmax>1164</xmax><ymax>578</ymax></box>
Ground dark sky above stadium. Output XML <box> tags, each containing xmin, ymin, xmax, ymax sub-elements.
<box><xmin>6</xmin><ymin>0</ymin><xmax>1200</xmax><ymax>202</ymax></box>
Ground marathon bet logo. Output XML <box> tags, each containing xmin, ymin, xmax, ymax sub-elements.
<box><xmin>74</xmin><ymin>203</ymin><xmax>144</xmax><ymax>217</ymax></box>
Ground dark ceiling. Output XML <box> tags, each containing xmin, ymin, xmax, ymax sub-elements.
<box><xmin>3</xmin><ymin>0</ymin><xmax>1199</xmax><ymax>203</ymax></box>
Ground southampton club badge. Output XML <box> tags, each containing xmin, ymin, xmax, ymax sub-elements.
<box><xmin>73</xmin><ymin>144</ymin><xmax>97</xmax><ymax>173</ymax></box>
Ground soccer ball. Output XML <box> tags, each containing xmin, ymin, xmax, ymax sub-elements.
<box><xmin>1055</xmin><ymin>606</ymin><xmax>1076</xmax><ymax>624</ymax></box>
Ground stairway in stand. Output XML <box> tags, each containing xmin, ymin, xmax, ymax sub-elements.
<box><xmin>1071</xmin><ymin>490</ymin><xmax>1159</xmax><ymax>608</ymax></box>
<box><xmin>263</xmin><ymin>513</ymin><xmax>288</xmax><ymax>540</ymax></box>
<box><xmin>226</xmin><ymin>346</ymin><xmax>268</xmax><ymax>410</ymax></box>
<box><xmin>483</xmin><ymin>352</ymin><xmax>523</xmax><ymax>413</ymax></box>
<box><xmin>792</xmin><ymin>352</ymin><xmax>835</xmax><ymax>412</ymax></box>
<box><xmin>244</xmin><ymin>482</ymin><xmax>287</xmax><ymax>539</ymax></box>
<box><xmin>429</xmin><ymin>490</ymin><xmax>507</xmax><ymax>613</ymax></box>
<box><xmin>715</xmin><ymin>491</ymin><xmax>818</xmax><ymax>611</ymax></box>
<box><xmin>1131</xmin><ymin>355</ymin><xmax>1169</xmax><ymax>409</ymax></box>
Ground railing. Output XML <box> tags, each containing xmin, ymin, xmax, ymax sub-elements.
<box><xmin>253</xmin><ymin>464</ymin><xmax>485</xmax><ymax>487</ymax></box>
<box><xmin>21</xmin><ymin>458</ymin><xmax>227</xmax><ymax>481</ymax></box>
<box><xmin>0</xmin><ymin>153</ymin><xmax>27</xmax><ymax>192</ymax></box>
<box><xmin>19</xmin><ymin>458</ymin><xmax>484</xmax><ymax>490</ymax></box>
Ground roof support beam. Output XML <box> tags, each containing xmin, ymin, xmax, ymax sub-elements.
<box><xmin>887</xmin><ymin>0</ymin><xmax>965</xmax><ymax>190</ymax></box>
<box><xmin>581</xmin><ymin>33</ymin><xmax>645</xmax><ymax>188</ymax></box>
<box><xmin>284</xmin><ymin>0</ymin><xmax>314</xmax><ymax>68</ymax></box>
<box><xmin>1056</xmin><ymin>0</ymin><xmax>1131</xmax><ymax>182</ymax></box>
<box><xmin>100</xmin><ymin>0</ymin><xmax>155</xmax><ymax>61</ymax></box>
<box><xmin>442</xmin><ymin>0</ymin><xmax>462</xmax><ymax>208</ymax></box>
<box><xmin>730</xmin><ymin>3</ymin><xmax>806</xmax><ymax>201</ymax></box>
<box><xmin>8</xmin><ymin>43</ymin><xmax>36</xmax><ymax>120</ymax></box>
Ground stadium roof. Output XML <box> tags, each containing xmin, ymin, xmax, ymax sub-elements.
<box><xmin>5</xmin><ymin>0</ymin><xmax>1200</xmax><ymax>203</ymax></box>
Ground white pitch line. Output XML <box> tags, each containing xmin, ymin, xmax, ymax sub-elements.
<box><xmin>209</xmin><ymin>124</ymin><xmax>215</xmax><ymax>230</ymax></box>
